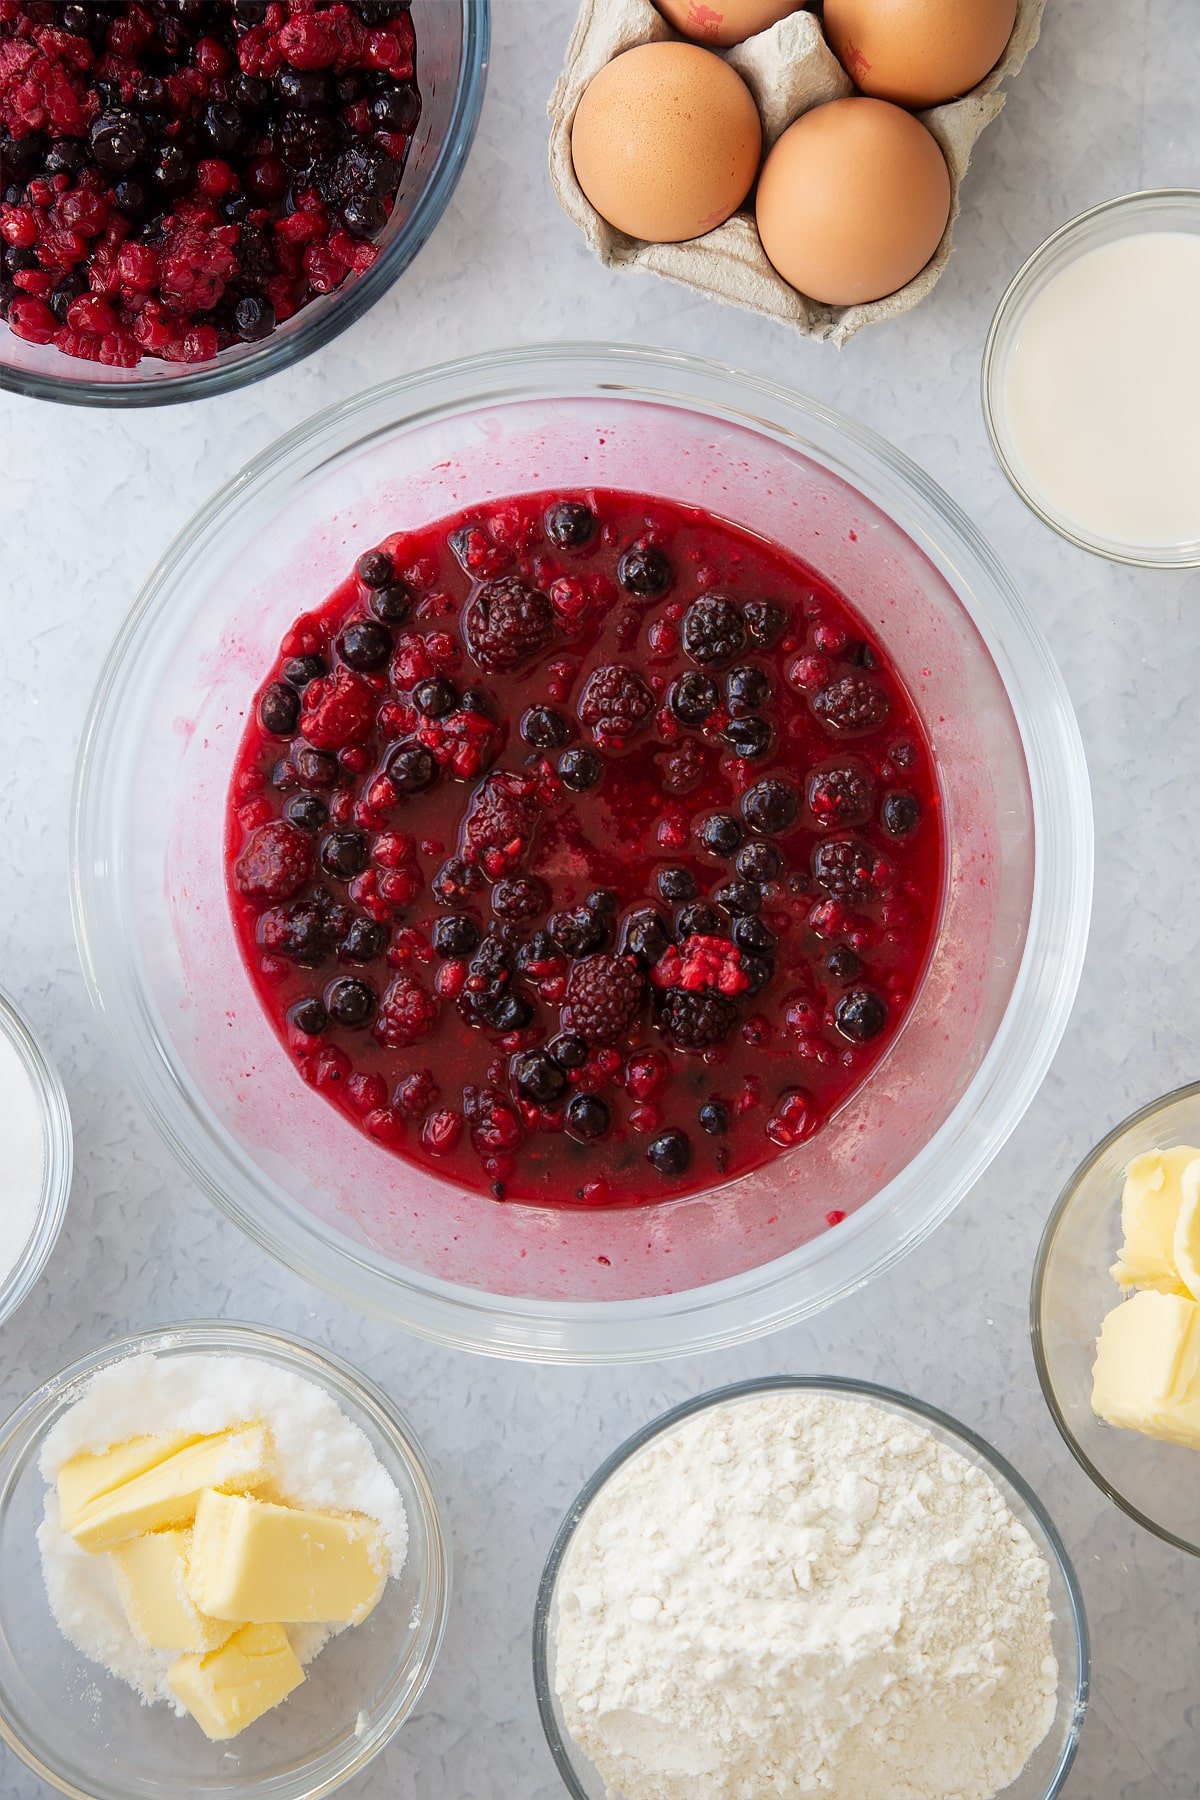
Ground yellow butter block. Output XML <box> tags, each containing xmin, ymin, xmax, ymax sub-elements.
<box><xmin>64</xmin><ymin>1424</ymin><xmax>273</xmax><ymax>1552</ymax></box>
<box><xmin>1110</xmin><ymin>1147</ymin><xmax>1200</xmax><ymax>1294</ymax></box>
<box><xmin>57</xmin><ymin>1433</ymin><xmax>201</xmax><ymax>1533</ymax></box>
<box><xmin>187</xmin><ymin>1488</ymin><xmax>386</xmax><ymax>1625</ymax></box>
<box><xmin>168</xmin><ymin>1621</ymin><xmax>304</xmax><ymax>1741</ymax></box>
<box><xmin>1092</xmin><ymin>1289</ymin><xmax>1200</xmax><ymax>1449</ymax></box>
<box><xmin>110</xmin><ymin>1529</ymin><xmax>236</xmax><ymax>1654</ymax></box>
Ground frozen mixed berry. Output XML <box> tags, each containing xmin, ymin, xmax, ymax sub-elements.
<box><xmin>578</xmin><ymin>664</ymin><xmax>655</xmax><ymax>743</ymax></box>
<box><xmin>621</xmin><ymin>908</ymin><xmax>673</xmax><ymax>969</ymax></box>
<box><xmin>882</xmin><ymin>791</ymin><xmax>921</xmax><ymax>837</ymax></box>
<box><xmin>320</xmin><ymin>828</ymin><xmax>369</xmax><ymax>878</ymax></box>
<box><xmin>826</xmin><ymin>947</ymin><xmax>863</xmax><ymax>981</ymax></box>
<box><xmin>675</xmin><ymin>901</ymin><xmax>722</xmax><ymax>939</ymax></box>
<box><xmin>460</xmin><ymin>772</ymin><xmax>539</xmax><ymax>879</ymax></box>
<box><xmin>387</xmin><ymin>744</ymin><xmax>437</xmax><ymax>794</ymax></box>
<box><xmin>340</xmin><ymin>916</ymin><xmax>387</xmax><ymax>963</ymax></box>
<box><xmin>834</xmin><ymin>989</ymin><xmax>888</xmax><ymax>1043</ymax></box>
<box><xmin>413</xmin><ymin>677</ymin><xmax>456</xmax><ymax>719</ymax></box>
<box><xmin>299</xmin><ymin>670</ymin><xmax>376</xmax><ymax>749</ymax></box>
<box><xmin>618</xmin><ymin>544</ymin><xmax>673</xmax><ymax>598</ymax></box>
<box><xmin>811</xmin><ymin>673</ymin><xmax>891</xmax><ymax>736</ymax></box>
<box><xmin>807</xmin><ymin>764</ymin><xmax>875</xmax><ymax>828</ymax></box>
<box><xmin>658</xmin><ymin>986</ymin><xmax>738</xmax><ymax>1049</ymax></box>
<box><xmin>357</xmin><ymin>551</ymin><xmax>394</xmax><ymax>589</ymax></box>
<box><xmin>375</xmin><ymin>972</ymin><xmax>439</xmax><ymax>1049</ymax></box>
<box><xmin>564</xmin><ymin>955</ymin><xmax>645</xmax><ymax>1044</ymax></box>
<box><xmin>682</xmin><ymin>595</ymin><xmax>745</xmax><ymax>667</ymax></box>
<box><xmin>464</xmin><ymin>577</ymin><xmax>554</xmax><ymax>674</ymax></box>
<box><xmin>284</xmin><ymin>792</ymin><xmax>328</xmax><ymax>833</ymax></box>
<box><xmin>493</xmin><ymin>877</ymin><xmax>547</xmax><ymax>921</ymax></box>
<box><xmin>712</xmin><ymin>879</ymin><xmax>760</xmax><ymax>918</ymax></box>
<box><xmin>550</xmin><ymin>906</ymin><xmax>609</xmax><ymax>958</ymax></box>
<box><xmin>732</xmin><ymin>915</ymin><xmax>775</xmax><ymax>954</ymax></box>
<box><xmin>549</xmin><ymin>1032</ymin><xmax>589</xmax><ymax>1070</ymax></box>
<box><xmin>545</xmin><ymin>500</ymin><xmax>596</xmax><ymax>550</ymax></box>
<box><xmin>370</xmin><ymin>583</ymin><xmax>412</xmax><ymax>625</ymax></box>
<box><xmin>288</xmin><ymin>996</ymin><xmax>329</xmax><ymax>1036</ymax></box>
<box><xmin>741</xmin><ymin>777</ymin><xmax>798</xmax><ymax>836</ymax></box>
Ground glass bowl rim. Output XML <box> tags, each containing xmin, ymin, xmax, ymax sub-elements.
<box><xmin>0</xmin><ymin>1318</ymin><xmax>453</xmax><ymax>1800</ymax></box>
<box><xmin>981</xmin><ymin>187</ymin><xmax>1200</xmax><ymax>570</ymax></box>
<box><xmin>0</xmin><ymin>0</ymin><xmax>490</xmax><ymax>409</ymax></box>
<box><xmin>1030</xmin><ymin>1077</ymin><xmax>1200</xmax><ymax>1557</ymax></box>
<box><xmin>69</xmin><ymin>339</ymin><xmax>1095</xmax><ymax>1363</ymax></box>
<box><xmin>0</xmin><ymin>986</ymin><xmax>73</xmax><ymax>1332</ymax></box>
<box><xmin>532</xmin><ymin>1373</ymin><xmax>1091</xmax><ymax>1800</ymax></box>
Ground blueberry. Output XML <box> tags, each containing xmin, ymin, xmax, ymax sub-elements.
<box><xmin>113</xmin><ymin>177</ymin><xmax>149</xmax><ymax>216</ymax></box>
<box><xmin>565</xmin><ymin>1093</ymin><xmax>611</xmax><ymax>1142</ymax></box>
<box><xmin>369</xmin><ymin>583</ymin><xmax>412</xmax><ymax>625</ymax></box>
<box><xmin>646</xmin><ymin>1128</ymin><xmax>691</xmax><ymax>1175</ymax></box>
<box><xmin>621</xmin><ymin>908</ymin><xmax>672</xmax><ymax>969</ymax></box>
<box><xmin>287</xmin><ymin>996</ymin><xmax>329</xmax><ymax>1035</ymax></box>
<box><xmin>699</xmin><ymin>1100</ymin><xmax>728</xmax><ymax>1135</ymax></box>
<box><xmin>669</xmin><ymin>672</ymin><xmax>719</xmax><ymax>725</ymax></box>
<box><xmin>657</xmin><ymin>866</ymin><xmax>696</xmax><ymax>903</ymax></box>
<box><xmin>413</xmin><ymin>677</ymin><xmax>456</xmax><ymax>718</ymax></box>
<box><xmin>676</xmin><ymin>902</ymin><xmax>722</xmax><ymax>939</ymax></box>
<box><xmin>558</xmin><ymin>748</ymin><xmax>602</xmax><ymax>791</ymax></box>
<box><xmin>338</xmin><ymin>619</ymin><xmax>391</xmax><ymax>670</ymax></box>
<box><xmin>259</xmin><ymin>681</ymin><xmax>299</xmax><ymax>737</ymax></box>
<box><xmin>370</xmin><ymin>81</ymin><xmax>421</xmax><ymax>133</ymax></box>
<box><xmin>549</xmin><ymin>906</ymin><xmax>608</xmax><ymax>958</ymax></box>
<box><xmin>326</xmin><ymin>977</ymin><xmax>375</xmax><ymax>1028</ymax></box>
<box><xmin>284</xmin><ymin>793</ymin><xmax>328</xmax><ymax>833</ymax></box>
<box><xmin>339</xmin><ymin>917</ymin><xmax>387</xmax><ymax>963</ymax></box>
<box><xmin>320</xmin><ymin>828</ymin><xmax>369</xmax><ymax>879</ymax></box>
<box><xmin>740</xmin><ymin>955</ymin><xmax>773</xmax><ymax>995</ymax></box>
<box><xmin>90</xmin><ymin>110</ymin><xmax>149</xmax><ymax>173</ymax></box>
<box><xmin>732</xmin><ymin>914</ymin><xmax>775</xmax><ymax>954</ymax></box>
<box><xmin>713</xmin><ymin>880</ymin><xmax>760</xmax><ymax>917</ymax></box>
<box><xmin>294</xmin><ymin>746</ymin><xmax>339</xmax><ymax>787</ymax></box>
<box><xmin>202</xmin><ymin>100</ymin><xmax>245</xmax><ymax>154</ymax></box>
<box><xmin>726</xmin><ymin>665</ymin><xmax>771</xmax><ymax>714</ymax></box>
<box><xmin>549</xmin><ymin>1032</ymin><xmax>588</xmax><ymax>1070</ymax></box>
<box><xmin>433</xmin><ymin>914</ymin><xmax>480</xmax><ymax>957</ymax></box>
<box><xmin>743</xmin><ymin>600</ymin><xmax>788</xmax><ymax>648</ymax></box>
<box><xmin>387</xmin><ymin>745</ymin><xmax>436</xmax><ymax>794</ymax></box>
<box><xmin>44</xmin><ymin>139</ymin><xmax>87</xmax><ymax>177</ymax></box>
<box><xmin>545</xmin><ymin>500</ymin><xmax>597</xmax><ymax>550</ymax></box>
<box><xmin>834</xmin><ymin>989</ymin><xmax>888</xmax><ymax>1043</ymax></box>
<box><xmin>342</xmin><ymin>193</ymin><xmax>388</xmax><ymax>238</ymax></box>
<box><xmin>234</xmin><ymin>294</ymin><xmax>275</xmax><ymax>341</ymax></box>
<box><xmin>521</xmin><ymin>706</ymin><xmax>569</xmax><ymax>749</ymax></box>
<box><xmin>490</xmin><ymin>992</ymin><xmax>533</xmax><ymax>1032</ymax></box>
<box><xmin>699</xmin><ymin>813</ymin><xmax>742</xmax><ymax>856</ymax></box>
<box><xmin>512</xmin><ymin>1050</ymin><xmax>567</xmax><ymax>1105</ymax></box>
<box><xmin>826</xmin><ymin>947</ymin><xmax>862</xmax><ymax>981</ymax></box>
<box><xmin>617</xmin><ymin>545</ymin><xmax>673</xmax><ymax>598</ymax></box>
<box><xmin>356</xmin><ymin>549</ymin><xmax>394</xmax><ymax>588</ymax></box>
<box><xmin>741</xmin><ymin>778</ymin><xmax>798</xmax><ymax>836</ymax></box>
<box><xmin>48</xmin><ymin>275</ymin><xmax>85</xmax><ymax>323</ymax></box>
<box><xmin>724</xmin><ymin>716</ymin><xmax>773</xmax><ymax>760</ymax></box>
<box><xmin>736</xmin><ymin>841</ymin><xmax>780</xmax><ymax>882</ymax></box>
<box><xmin>150</xmin><ymin>145</ymin><xmax>193</xmax><ymax>195</ymax></box>
<box><xmin>276</xmin><ymin>68</ymin><xmax>333</xmax><ymax>112</ymax></box>
<box><xmin>881</xmin><ymin>791</ymin><xmax>921</xmax><ymax>837</ymax></box>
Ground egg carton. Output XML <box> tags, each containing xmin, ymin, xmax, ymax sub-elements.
<box><xmin>548</xmin><ymin>0</ymin><xmax>1046</xmax><ymax>344</ymax></box>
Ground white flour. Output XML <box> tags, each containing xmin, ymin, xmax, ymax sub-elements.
<box><xmin>554</xmin><ymin>1391</ymin><xmax>1058</xmax><ymax>1800</ymax></box>
<box><xmin>0</xmin><ymin>1024</ymin><xmax>46</xmax><ymax>1290</ymax></box>
<box><xmin>38</xmin><ymin>1351</ymin><xmax>408</xmax><ymax>1709</ymax></box>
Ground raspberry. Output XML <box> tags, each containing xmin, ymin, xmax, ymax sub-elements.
<box><xmin>298</xmin><ymin>669</ymin><xmax>377</xmax><ymax>749</ymax></box>
<box><xmin>258</xmin><ymin>901</ymin><xmax>331</xmax><ymax>967</ymax></box>
<box><xmin>563</xmin><ymin>955</ymin><xmax>645</xmax><ymax>1045</ymax></box>
<box><xmin>806</xmin><ymin>764</ymin><xmax>875</xmax><ymax>828</ymax></box>
<box><xmin>415</xmin><ymin>707</ymin><xmax>499</xmax><ymax>780</ymax></box>
<box><xmin>460</xmin><ymin>772</ymin><xmax>540</xmax><ymax>880</ymax></box>
<box><xmin>394</xmin><ymin>1068</ymin><xmax>439</xmax><ymax>1118</ymax></box>
<box><xmin>463</xmin><ymin>577</ymin><xmax>554</xmax><ymax>674</ymax></box>
<box><xmin>234</xmin><ymin>820</ymin><xmax>314</xmax><ymax>900</ymax></box>
<box><xmin>765</xmin><ymin>1088</ymin><xmax>817</xmax><ymax>1147</ymax></box>
<box><xmin>374</xmin><ymin>972</ymin><xmax>439</xmax><ymax>1049</ymax></box>
<box><xmin>811</xmin><ymin>836</ymin><xmax>893</xmax><ymax>900</ymax></box>
<box><xmin>421</xmin><ymin>1108</ymin><xmax>462</xmax><ymax>1155</ymax></box>
<box><xmin>463</xmin><ymin>1084</ymin><xmax>523</xmax><ymax>1155</ymax></box>
<box><xmin>682</xmin><ymin>595</ymin><xmax>745</xmax><ymax>667</ymax></box>
<box><xmin>811</xmin><ymin>673</ymin><xmax>891</xmax><ymax>736</ymax></box>
<box><xmin>651</xmin><ymin>934</ymin><xmax>750</xmax><ymax>997</ymax></box>
<box><xmin>658</xmin><ymin>986</ymin><xmax>738</xmax><ymax>1049</ymax></box>
<box><xmin>577</xmin><ymin>663</ymin><xmax>655</xmax><ymax>743</ymax></box>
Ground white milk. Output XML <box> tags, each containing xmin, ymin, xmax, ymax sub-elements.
<box><xmin>1001</xmin><ymin>231</ymin><xmax>1200</xmax><ymax>550</ymax></box>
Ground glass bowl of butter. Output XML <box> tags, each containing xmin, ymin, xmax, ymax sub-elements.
<box><xmin>1032</xmin><ymin>1082</ymin><xmax>1200</xmax><ymax>1555</ymax></box>
<box><xmin>0</xmin><ymin>1322</ymin><xmax>450</xmax><ymax>1800</ymax></box>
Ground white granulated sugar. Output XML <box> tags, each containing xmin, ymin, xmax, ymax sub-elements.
<box><xmin>38</xmin><ymin>1352</ymin><xmax>408</xmax><ymax>1710</ymax></box>
<box><xmin>0</xmin><ymin>1025</ymin><xmax>46</xmax><ymax>1289</ymax></box>
<box><xmin>554</xmin><ymin>1392</ymin><xmax>1059</xmax><ymax>1800</ymax></box>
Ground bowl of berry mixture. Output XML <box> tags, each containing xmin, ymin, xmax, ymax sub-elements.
<box><xmin>71</xmin><ymin>344</ymin><xmax>1092</xmax><ymax>1360</ymax></box>
<box><xmin>0</xmin><ymin>0</ymin><xmax>488</xmax><ymax>404</ymax></box>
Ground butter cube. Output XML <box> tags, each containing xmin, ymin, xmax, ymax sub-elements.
<box><xmin>63</xmin><ymin>1425</ymin><xmax>273</xmax><ymax>1552</ymax></box>
<box><xmin>187</xmin><ymin>1488</ymin><xmax>386</xmax><ymax>1625</ymax></box>
<box><xmin>168</xmin><ymin>1622</ymin><xmax>304</xmax><ymax>1741</ymax></box>
<box><xmin>1092</xmin><ymin>1289</ymin><xmax>1200</xmax><ymax>1449</ymax></box>
<box><xmin>110</xmin><ymin>1529</ymin><xmax>236</xmax><ymax>1654</ymax></box>
<box><xmin>1110</xmin><ymin>1147</ymin><xmax>1200</xmax><ymax>1294</ymax></box>
<box><xmin>57</xmin><ymin>1433</ymin><xmax>201</xmax><ymax>1532</ymax></box>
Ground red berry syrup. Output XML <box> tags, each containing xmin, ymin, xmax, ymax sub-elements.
<box><xmin>226</xmin><ymin>490</ymin><xmax>945</xmax><ymax>1207</ymax></box>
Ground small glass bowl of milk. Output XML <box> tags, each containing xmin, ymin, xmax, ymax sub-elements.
<box><xmin>0</xmin><ymin>989</ymin><xmax>72</xmax><ymax>1331</ymax></box>
<box><xmin>983</xmin><ymin>190</ymin><xmax>1200</xmax><ymax>567</ymax></box>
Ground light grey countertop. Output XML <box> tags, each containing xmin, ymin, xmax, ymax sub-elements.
<box><xmin>2</xmin><ymin>2</ymin><xmax>1198</xmax><ymax>1795</ymax></box>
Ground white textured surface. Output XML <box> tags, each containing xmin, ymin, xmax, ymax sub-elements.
<box><xmin>1</xmin><ymin>2</ymin><xmax>1198</xmax><ymax>1795</ymax></box>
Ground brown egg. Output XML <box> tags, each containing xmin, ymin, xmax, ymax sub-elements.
<box><xmin>755</xmin><ymin>97</ymin><xmax>951</xmax><ymax>305</ymax></box>
<box><xmin>824</xmin><ymin>0</ymin><xmax>1018</xmax><ymax>109</ymax></box>
<box><xmin>656</xmin><ymin>0</ymin><xmax>805</xmax><ymax>49</ymax></box>
<box><xmin>571</xmin><ymin>42</ymin><xmax>762</xmax><ymax>243</ymax></box>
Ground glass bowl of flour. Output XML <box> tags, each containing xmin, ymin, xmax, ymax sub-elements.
<box><xmin>534</xmin><ymin>1377</ymin><xmax>1089</xmax><ymax>1800</ymax></box>
<box><xmin>0</xmin><ymin>987</ymin><xmax>72</xmax><ymax>1331</ymax></box>
<box><xmin>0</xmin><ymin>1321</ymin><xmax>450</xmax><ymax>1800</ymax></box>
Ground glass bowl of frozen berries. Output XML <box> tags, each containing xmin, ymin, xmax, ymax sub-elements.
<box><xmin>0</xmin><ymin>1</ymin><xmax>488</xmax><ymax>405</ymax></box>
<box><xmin>71</xmin><ymin>344</ymin><xmax>1093</xmax><ymax>1360</ymax></box>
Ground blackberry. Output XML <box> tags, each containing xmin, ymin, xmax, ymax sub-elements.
<box><xmin>699</xmin><ymin>812</ymin><xmax>742</xmax><ymax>856</ymax></box>
<box><xmin>882</xmin><ymin>791</ymin><xmax>921</xmax><ymax>837</ymax></box>
<box><xmin>659</xmin><ymin>986</ymin><xmax>737</xmax><ymax>1048</ymax></box>
<box><xmin>741</xmin><ymin>778</ymin><xmax>798</xmax><ymax>836</ymax></box>
<box><xmin>811</xmin><ymin>673</ymin><xmax>891</xmax><ymax>737</ymax></box>
<box><xmin>675</xmin><ymin>902</ymin><xmax>722</xmax><ymax>939</ymax></box>
<box><xmin>657</xmin><ymin>866</ymin><xmax>696</xmax><ymax>903</ymax></box>
<box><xmin>807</xmin><ymin>764</ymin><xmax>875</xmax><ymax>828</ymax></box>
<box><xmin>564</xmin><ymin>955</ymin><xmax>645</xmax><ymax>1044</ymax></box>
<box><xmin>646</xmin><ymin>1129</ymin><xmax>691</xmax><ymax>1176</ymax></box>
<box><xmin>434</xmin><ymin>857</ymin><xmax>484</xmax><ymax>906</ymax></box>
<box><xmin>565</xmin><ymin>1092</ymin><xmax>611</xmax><ymax>1142</ymax></box>
<box><xmin>812</xmin><ymin>836</ymin><xmax>887</xmax><ymax>900</ymax></box>
<box><xmin>512</xmin><ymin>1050</ymin><xmax>568</xmax><ymax>1106</ymax></box>
<box><xmin>521</xmin><ymin>706</ymin><xmax>569</xmax><ymax>749</ymax></box>
<box><xmin>545</xmin><ymin>500</ymin><xmax>597</xmax><ymax>550</ymax></box>
<box><xmin>493</xmin><ymin>877</ymin><xmax>548</xmax><ymax>921</ymax></box>
<box><xmin>743</xmin><ymin>600</ymin><xmax>788</xmax><ymax>648</ymax></box>
<box><xmin>259</xmin><ymin>681</ymin><xmax>299</xmax><ymax>737</ymax></box>
<box><xmin>724</xmin><ymin>716</ymin><xmax>772</xmax><ymax>760</ymax></box>
<box><xmin>682</xmin><ymin>595</ymin><xmax>745</xmax><ymax>667</ymax></box>
<box><xmin>258</xmin><ymin>902</ymin><xmax>330</xmax><ymax>968</ymax></box>
<box><xmin>834</xmin><ymin>989</ymin><xmax>888</xmax><ymax>1043</ymax></box>
<box><xmin>726</xmin><ymin>665</ymin><xmax>771</xmax><ymax>714</ymax></box>
<box><xmin>578</xmin><ymin>664</ymin><xmax>656</xmax><ymax>742</ymax></box>
<box><xmin>433</xmin><ymin>914</ymin><xmax>480</xmax><ymax>958</ymax></box>
<box><xmin>325</xmin><ymin>976</ymin><xmax>376</xmax><ymax>1028</ymax></box>
<box><xmin>464</xmin><ymin>577</ymin><xmax>554</xmax><ymax>674</ymax></box>
<box><xmin>617</xmin><ymin>544</ymin><xmax>673</xmax><ymax>598</ymax></box>
<box><xmin>338</xmin><ymin>619</ymin><xmax>391</xmax><ymax>671</ymax></box>
<box><xmin>669</xmin><ymin>672</ymin><xmax>719</xmax><ymax>725</ymax></box>
<box><xmin>558</xmin><ymin>748</ymin><xmax>602</xmax><ymax>791</ymax></box>
<box><xmin>550</xmin><ymin>906</ymin><xmax>609</xmax><ymax>959</ymax></box>
<box><xmin>736</xmin><ymin>841</ymin><xmax>780</xmax><ymax>882</ymax></box>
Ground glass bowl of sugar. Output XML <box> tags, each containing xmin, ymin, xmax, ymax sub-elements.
<box><xmin>982</xmin><ymin>190</ymin><xmax>1200</xmax><ymax>568</ymax></box>
<box><xmin>0</xmin><ymin>987</ymin><xmax>72</xmax><ymax>1331</ymax></box>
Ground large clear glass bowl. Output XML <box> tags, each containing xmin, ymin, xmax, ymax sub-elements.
<box><xmin>0</xmin><ymin>987</ymin><xmax>73</xmax><ymax>1332</ymax></box>
<box><xmin>1031</xmin><ymin>1082</ymin><xmax>1200</xmax><ymax>1555</ymax></box>
<box><xmin>70</xmin><ymin>343</ymin><xmax>1093</xmax><ymax>1362</ymax></box>
<box><xmin>532</xmin><ymin>1377</ymin><xmax>1090</xmax><ymax>1800</ymax></box>
<box><xmin>0</xmin><ymin>0</ymin><xmax>489</xmax><ymax>408</ymax></box>
<box><xmin>0</xmin><ymin>1322</ymin><xmax>450</xmax><ymax>1800</ymax></box>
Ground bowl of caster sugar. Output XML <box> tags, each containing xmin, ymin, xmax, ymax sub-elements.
<box><xmin>0</xmin><ymin>987</ymin><xmax>72</xmax><ymax>1331</ymax></box>
<box><xmin>535</xmin><ymin>1377</ymin><xmax>1089</xmax><ymax>1800</ymax></box>
<box><xmin>0</xmin><ymin>1321</ymin><xmax>450</xmax><ymax>1800</ymax></box>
